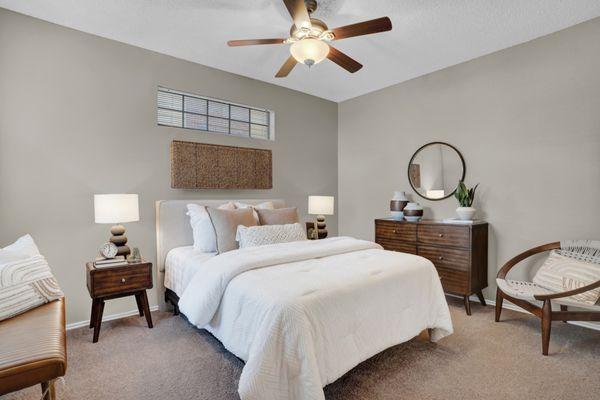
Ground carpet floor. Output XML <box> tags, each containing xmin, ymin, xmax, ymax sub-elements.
<box><xmin>4</xmin><ymin>297</ymin><xmax>600</xmax><ymax>400</ymax></box>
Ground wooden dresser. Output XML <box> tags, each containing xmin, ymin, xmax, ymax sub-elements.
<box><xmin>375</xmin><ymin>218</ymin><xmax>488</xmax><ymax>315</ymax></box>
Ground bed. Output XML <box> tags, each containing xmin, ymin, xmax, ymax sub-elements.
<box><xmin>156</xmin><ymin>199</ymin><xmax>453</xmax><ymax>400</ymax></box>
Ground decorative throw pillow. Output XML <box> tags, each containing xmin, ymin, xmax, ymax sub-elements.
<box><xmin>0</xmin><ymin>234</ymin><xmax>41</xmax><ymax>264</ymax></box>
<box><xmin>236</xmin><ymin>223</ymin><xmax>307</xmax><ymax>248</ymax></box>
<box><xmin>187</xmin><ymin>202</ymin><xmax>235</xmax><ymax>252</ymax></box>
<box><xmin>206</xmin><ymin>208</ymin><xmax>257</xmax><ymax>253</ymax></box>
<box><xmin>533</xmin><ymin>251</ymin><xmax>600</xmax><ymax>304</ymax></box>
<box><xmin>234</xmin><ymin>201</ymin><xmax>275</xmax><ymax>224</ymax></box>
<box><xmin>256</xmin><ymin>207</ymin><xmax>299</xmax><ymax>226</ymax></box>
<box><xmin>0</xmin><ymin>235</ymin><xmax>63</xmax><ymax>322</ymax></box>
<box><xmin>562</xmin><ymin>276</ymin><xmax>600</xmax><ymax>305</ymax></box>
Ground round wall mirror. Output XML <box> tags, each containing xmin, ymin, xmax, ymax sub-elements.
<box><xmin>408</xmin><ymin>142</ymin><xmax>465</xmax><ymax>201</ymax></box>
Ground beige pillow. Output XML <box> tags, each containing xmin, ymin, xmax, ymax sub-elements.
<box><xmin>533</xmin><ymin>251</ymin><xmax>600</xmax><ymax>305</ymax></box>
<box><xmin>234</xmin><ymin>201</ymin><xmax>275</xmax><ymax>223</ymax></box>
<box><xmin>206</xmin><ymin>208</ymin><xmax>257</xmax><ymax>253</ymax></box>
<box><xmin>256</xmin><ymin>207</ymin><xmax>299</xmax><ymax>226</ymax></box>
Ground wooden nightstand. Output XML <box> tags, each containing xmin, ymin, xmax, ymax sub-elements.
<box><xmin>86</xmin><ymin>261</ymin><xmax>153</xmax><ymax>343</ymax></box>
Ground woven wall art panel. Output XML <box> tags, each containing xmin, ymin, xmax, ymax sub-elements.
<box><xmin>170</xmin><ymin>140</ymin><xmax>273</xmax><ymax>189</ymax></box>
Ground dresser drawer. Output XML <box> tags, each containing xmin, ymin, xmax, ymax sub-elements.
<box><xmin>376</xmin><ymin>238</ymin><xmax>417</xmax><ymax>255</ymax></box>
<box><xmin>417</xmin><ymin>245</ymin><xmax>470</xmax><ymax>271</ymax></box>
<box><xmin>90</xmin><ymin>265</ymin><xmax>152</xmax><ymax>297</ymax></box>
<box><xmin>375</xmin><ymin>220</ymin><xmax>416</xmax><ymax>242</ymax></box>
<box><xmin>436</xmin><ymin>265</ymin><xmax>469</xmax><ymax>294</ymax></box>
<box><xmin>417</xmin><ymin>224</ymin><xmax>470</xmax><ymax>248</ymax></box>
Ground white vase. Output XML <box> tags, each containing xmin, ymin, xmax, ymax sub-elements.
<box><xmin>390</xmin><ymin>191</ymin><xmax>409</xmax><ymax>220</ymax></box>
<box><xmin>404</xmin><ymin>202</ymin><xmax>423</xmax><ymax>221</ymax></box>
<box><xmin>456</xmin><ymin>207</ymin><xmax>476</xmax><ymax>221</ymax></box>
<box><xmin>392</xmin><ymin>191</ymin><xmax>408</xmax><ymax>201</ymax></box>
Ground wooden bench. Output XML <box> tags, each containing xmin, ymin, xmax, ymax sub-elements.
<box><xmin>0</xmin><ymin>298</ymin><xmax>67</xmax><ymax>399</ymax></box>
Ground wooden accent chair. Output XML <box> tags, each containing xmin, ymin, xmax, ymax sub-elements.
<box><xmin>495</xmin><ymin>240</ymin><xmax>600</xmax><ymax>355</ymax></box>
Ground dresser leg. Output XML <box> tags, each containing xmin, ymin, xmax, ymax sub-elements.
<box><xmin>93</xmin><ymin>300</ymin><xmax>105</xmax><ymax>343</ymax></box>
<box><xmin>463</xmin><ymin>295</ymin><xmax>472</xmax><ymax>316</ymax></box>
<box><xmin>135</xmin><ymin>293</ymin><xmax>144</xmax><ymax>317</ymax></box>
<box><xmin>476</xmin><ymin>291</ymin><xmax>487</xmax><ymax>306</ymax></box>
<box><xmin>140</xmin><ymin>291</ymin><xmax>153</xmax><ymax>328</ymax></box>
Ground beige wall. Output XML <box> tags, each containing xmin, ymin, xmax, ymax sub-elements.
<box><xmin>0</xmin><ymin>9</ymin><xmax>338</xmax><ymax>325</ymax></box>
<box><xmin>339</xmin><ymin>17</ymin><xmax>600</xmax><ymax>301</ymax></box>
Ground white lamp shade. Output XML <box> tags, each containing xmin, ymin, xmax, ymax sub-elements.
<box><xmin>94</xmin><ymin>194</ymin><xmax>140</xmax><ymax>224</ymax></box>
<box><xmin>308</xmin><ymin>196</ymin><xmax>334</xmax><ymax>215</ymax></box>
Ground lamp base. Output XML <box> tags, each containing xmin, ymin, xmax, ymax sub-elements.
<box><xmin>109</xmin><ymin>224</ymin><xmax>131</xmax><ymax>257</ymax></box>
<box><xmin>314</xmin><ymin>216</ymin><xmax>328</xmax><ymax>239</ymax></box>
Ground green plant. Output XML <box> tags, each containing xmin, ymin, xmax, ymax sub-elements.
<box><xmin>454</xmin><ymin>181</ymin><xmax>479</xmax><ymax>207</ymax></box>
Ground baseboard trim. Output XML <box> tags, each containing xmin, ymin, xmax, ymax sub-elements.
<box><xmin>449</xmin><ymin>293</ymin><xmax>600</xmax><ymax>332</ymax></box>
<box><xmin>67</xmin><ymin>305</ymin><xmax>159</xmax><ymax>330</ymax></box>
<box><xmin>66</xmin><ymin>296</ymin><xmax>600</xmax><ymax>333</ymax></box>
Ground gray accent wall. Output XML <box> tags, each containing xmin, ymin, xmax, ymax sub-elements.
<box><xmin>0</xmin><ymin>8</ymin><xmax>338</xmax><ymax>324</ymax></box>
<box><xmin>339</xmin><ymin>17</ymin><xmax>600</xmax><ymax>301</ymax></box>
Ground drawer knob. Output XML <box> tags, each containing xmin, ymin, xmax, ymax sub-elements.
<box><xmin>392</xmin><ymin>229</ymin><xmax>397</xmax><ymax>234</ymax></box>
<box><xmin>438</xmin><ymin>256</ymin><xmax>444</xmax><ymax>260</ymax></box>
<box><xmin>121</xmin><ymin>278</ymin><xmax>126</xmax><ymax>283</ymax></box>
<box><xmin>438</xmin><ymin>233</ymin><xmax>444</xmax><ymax>237</ymax></box>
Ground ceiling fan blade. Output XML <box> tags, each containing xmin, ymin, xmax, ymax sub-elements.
<box><xmin>227</xmin><ymin>38</ymin><xmax>286</xmax><ymax>47</ymax></box>
<box><xmin>331</xmin><ymin>17</ymin><xmax>392</xmax><ymax>40</ymax></box>
<box><xmin>283</xmin><ymin>0</ymin><xmax>312</xmax><ymax>29</ymax></box>
<box><xmin>275</xmin><ymin>55</ymin><xmax>297</xmax><ymax>78</ymax></box>
<box><xmin>327</xmin><ymin>46</ymin><xmax>363</xmax><ymax>73</ymax></box>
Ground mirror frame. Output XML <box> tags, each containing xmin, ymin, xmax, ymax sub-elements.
<box><xmin>407</xmin><ymin>141</ymin><xmax>466</xmax><ymax>201</ymax></box>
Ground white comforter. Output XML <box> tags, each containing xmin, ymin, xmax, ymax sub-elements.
<box><xmin>179</xmin><ymin>237</ymin><xmax>453</xmax><ymax>400</ymax></box>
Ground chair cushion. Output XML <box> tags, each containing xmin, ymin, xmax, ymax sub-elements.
<box><xmin>533</xmin><ymin>251</ymin><xmax>600</xmax><ymax>305</ymax></box>
<box><xmin>0</xmin><ymin>298</ymin><xmax>66</xmax><ymax>395</ymax></box>
<box><xmin>496</xmin><ymin>278</ymin><xmax>553</xmax><ymax>301</ymax></box>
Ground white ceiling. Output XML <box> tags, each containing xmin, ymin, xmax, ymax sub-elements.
<box><xmin>2</xmin><ymin>0</ymin><xmax>600</xmax><ymax>102</ymax></box>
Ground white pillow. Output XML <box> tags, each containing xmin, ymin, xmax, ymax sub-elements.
<box><xmin>0</xmin><ymin>235</ymin><xmax>63</xmax><ymax>322</ymax></box>
<box><xmin>0</xmin><ymin>234</ymin><xmax>41</xmax><ymax>265</ymax></box>
<box><xmin>187</xmin><ymin>202</ymin><xmax>235</xmax><ymax>252</ymax></box>
<box><xmin>236</xmin><ymin>223</ymin><xmax>307</xmax><ymax>249</ymax></box>
<box><xmin>234</xmin><ymin>201</ymin><xmax>275</xmax><ymax>223</ymax></box>
<box><xmin>533</xmin><ymin>251</ymin><xmax>600</xmax><ymax>305</ymax></box>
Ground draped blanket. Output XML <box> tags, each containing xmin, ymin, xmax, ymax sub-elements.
<box><xmin>179</xmin><ymin>237</ymin><xmax>453</xmax><ymax>400</ymax></box>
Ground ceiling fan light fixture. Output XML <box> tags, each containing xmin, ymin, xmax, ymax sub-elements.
<box><xmin>290</xmin><ymin>38</ymin><xmax>329</xmax><ymax>67</ymax></box>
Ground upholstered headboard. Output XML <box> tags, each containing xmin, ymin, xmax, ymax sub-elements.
<box><xmin>155</xmin><ymin>199</ymin><xmax>286</xmax><ymax>273</ymax></box>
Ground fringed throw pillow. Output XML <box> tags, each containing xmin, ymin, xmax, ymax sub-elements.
<box><xmin>0</xmin><ymin>236</ymin><xmax>63</xmax><ymax>322</ymax></box>
<box><xmin>533</xmin><ymin>251</ymin><xmax>600</xmax><ymax>305</ymax></box>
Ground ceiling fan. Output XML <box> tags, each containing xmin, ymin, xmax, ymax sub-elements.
<box><xmin>227</xmin><ymin>0</ymin><xmax>392</xmax><ymax>77</ymax></box>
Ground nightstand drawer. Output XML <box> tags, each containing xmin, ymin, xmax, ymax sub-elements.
<box><xmin>89</xmin><ymin>264</ymin><xmax>152</xmax><ymax>297</ymax></box>
<box><xmin>375</xmin><ymin>220</ymin><xmax>416</xmax><ymax>242</ymax></box>
<box><xmin>418</xmin><ymin>224</ymin><xmax>470</xmax><ymax>248</ymax></box>
<box><xmin>417</xmin><ymin>245</ymin><xmax>470</xmax><ymax>271</ymax></box>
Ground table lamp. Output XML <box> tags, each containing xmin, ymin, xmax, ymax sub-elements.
<box><xmin>308</xmin><ymin>195</ymin><xmax>334</xmax><ymax>240</ymax></box>
<box><xmin>94</xmin><ymin>194</ymin><xmax>139</xmax><ymax>257</ymax></box>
